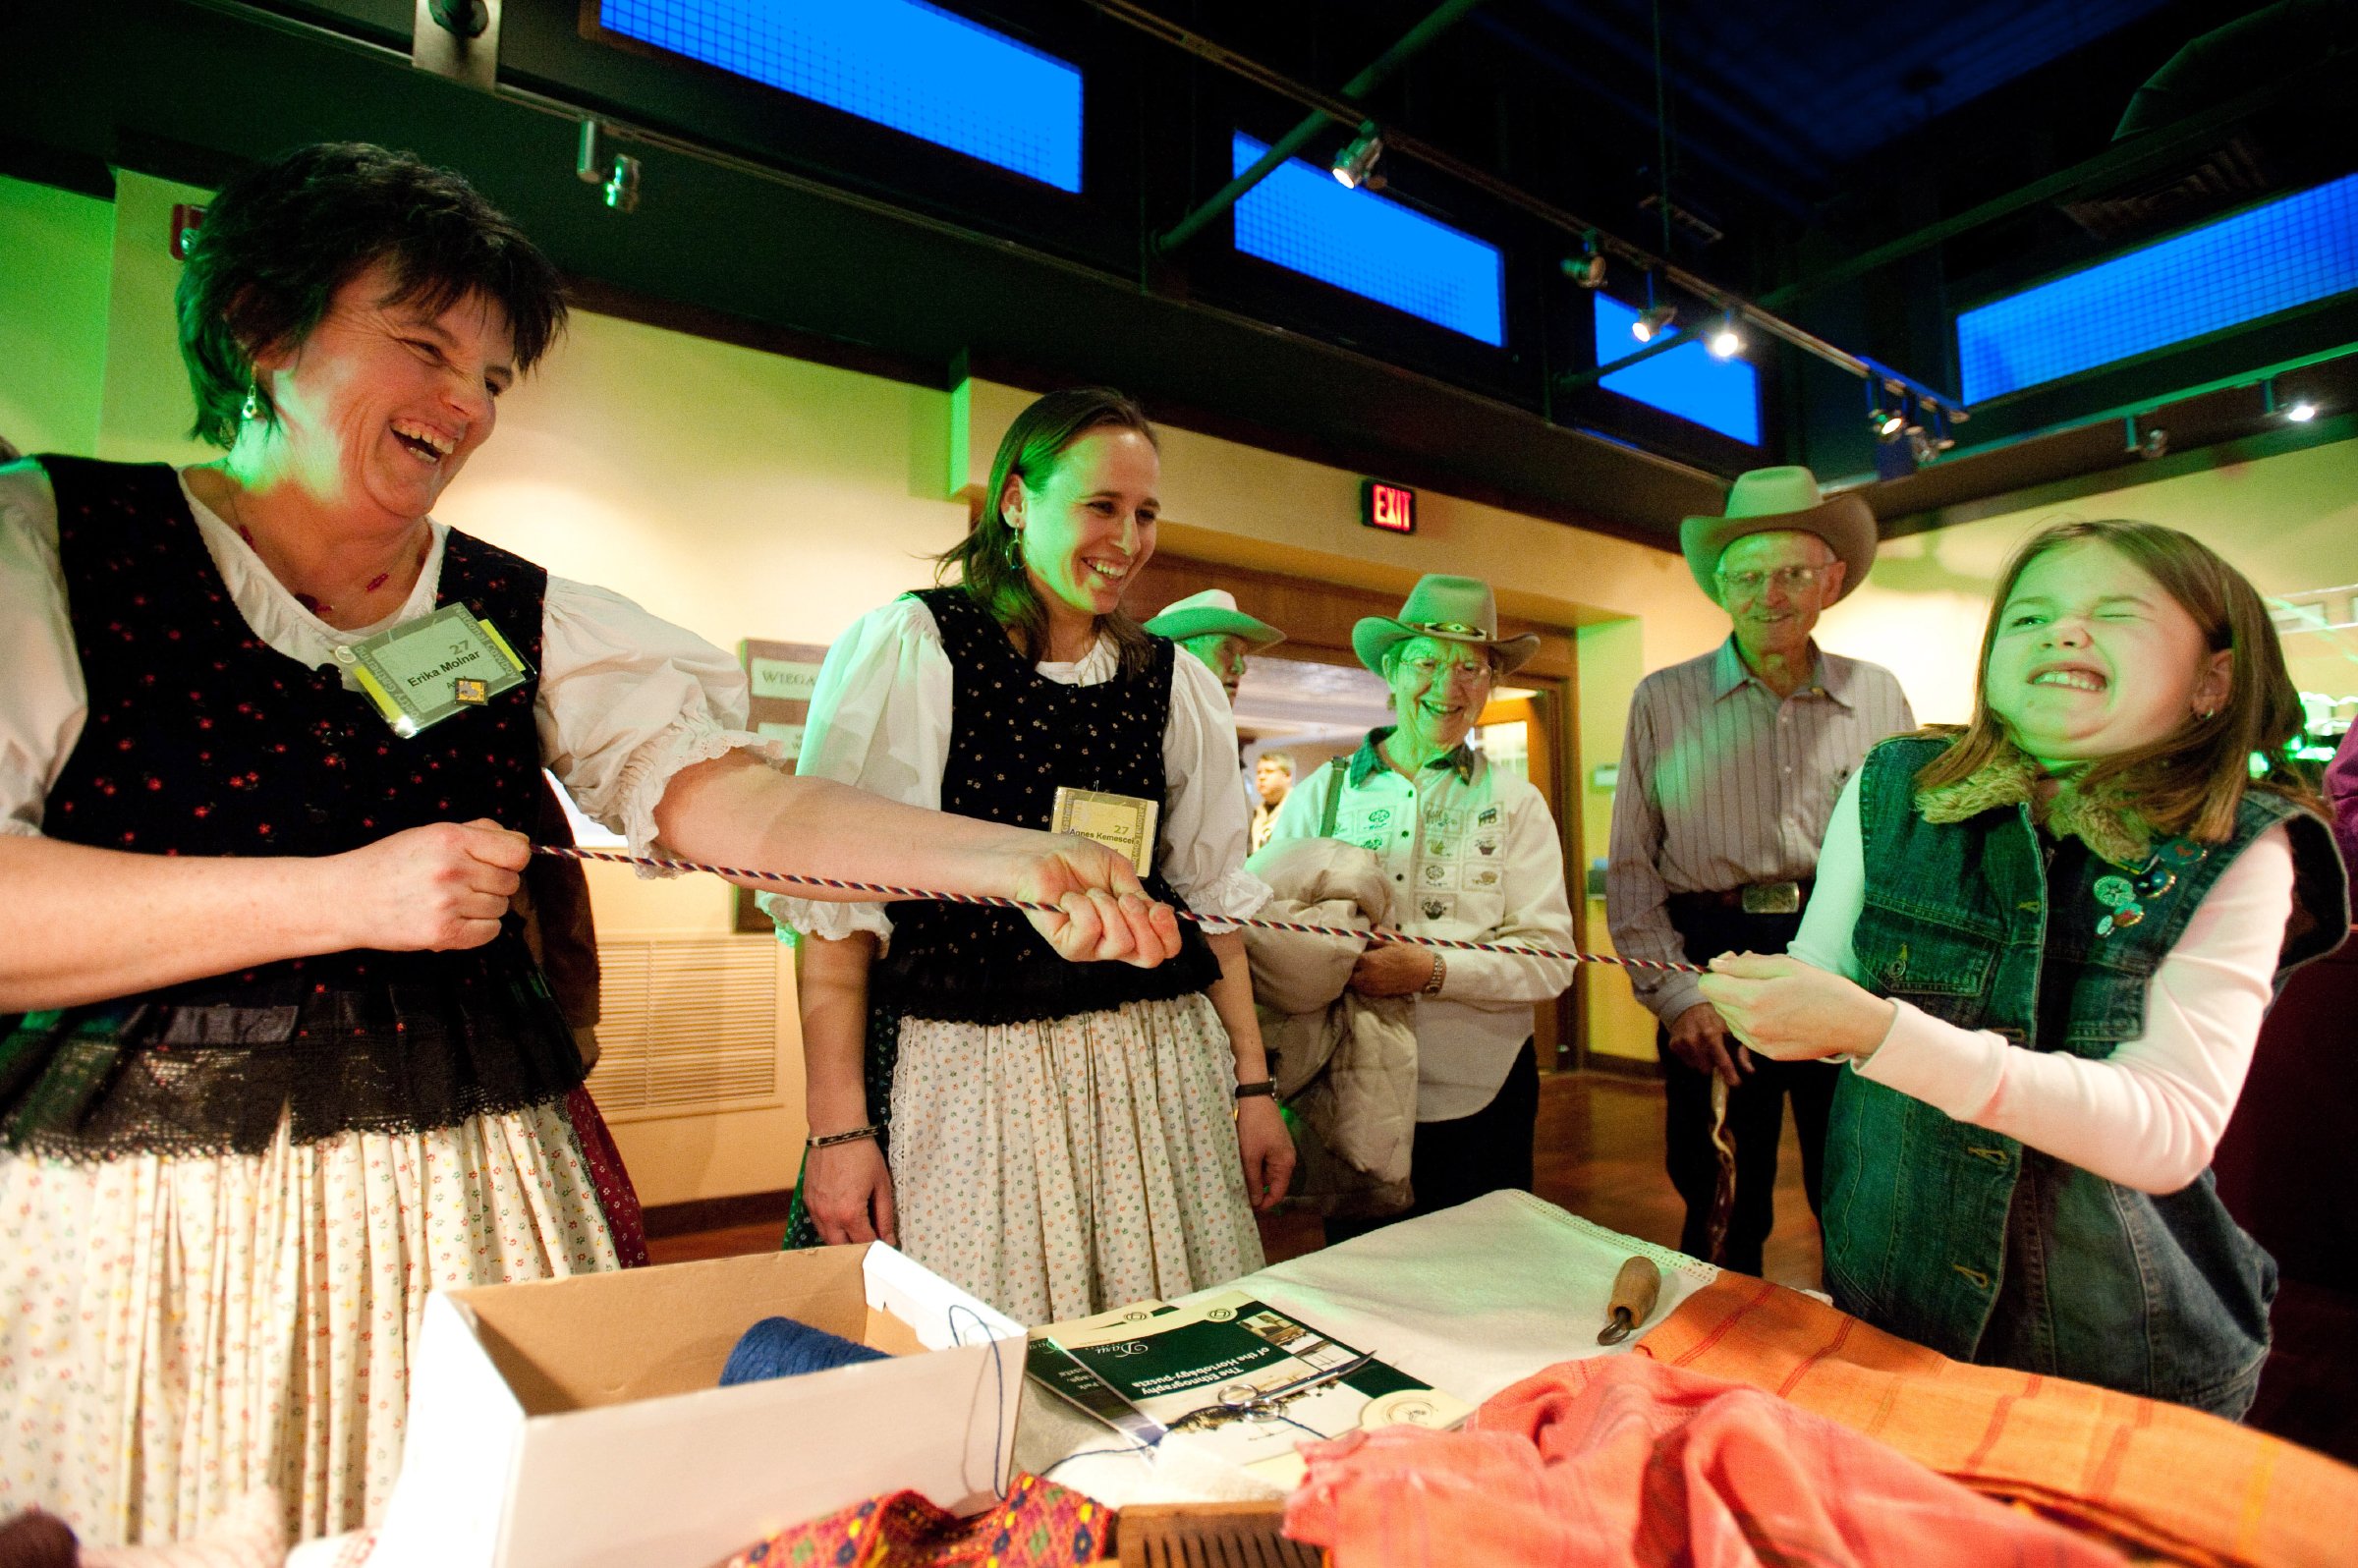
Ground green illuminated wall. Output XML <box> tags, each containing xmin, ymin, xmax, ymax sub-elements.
<box><xmin>0</xmin><ymin>175</ymin><xmax>112</xmax><ymax>456</ymax></box>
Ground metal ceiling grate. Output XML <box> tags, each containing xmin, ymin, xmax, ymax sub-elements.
<box><xmin>1957</xmin><ymin>171</ymin><xmax>2358</xmax><ymax>402</ymax></box>
<box><xmin>594</xmin><ymin>0</ymin><xmax>1085</xmax><ymax>192</ymax></box>
<box><xmin>1230</xmin><ymin>133</ymin><xmax>1505</xmax><ymax>347</ymax></box>
<box><xmin>587</xmin><ymin>934</ymin><xmax>781</xmax><ymax>1118</ymax></box>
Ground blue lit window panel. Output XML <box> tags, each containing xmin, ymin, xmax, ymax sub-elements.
<box><xmin>1957</xmin><ymin>172</ymin><xmax>2358</xmax><ymax>402</ymax></box>
<box><xmin>1592</xmin><ymin>295</ymin><xmax>1761</xmax><ymax>445</ymax></box>
<box><xmin>1230</xmin><ymin>134</ymin><xmax>1504</xmax><ymax>347</ymax></box>
<box><xmin>597</xmin><ymin>0</ymin><xmax>1083</xmax><ymax>193</ymax></box>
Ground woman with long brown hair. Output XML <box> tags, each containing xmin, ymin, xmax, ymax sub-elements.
<box><xmin>771</xmin><ymin>387</ymin><xmax>1293</xmax><ymax>1322</ymax></box>
<box><xmin>1697</xmin><ymin>519</ymin><xmax>2345</xmax><ymax>1417</ymax></box>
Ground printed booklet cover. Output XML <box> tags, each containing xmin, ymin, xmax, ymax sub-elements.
<box><xmin>1026</xmin><ymin>1290</ymin><xmax>1469</xmax><ymax>1484</ymax></box>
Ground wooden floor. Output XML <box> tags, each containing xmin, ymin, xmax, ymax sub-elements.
<box><xmin>648</xmin><ymin>1069</ymin><xmax>2356</xmax><ymax>1463</ymax></box>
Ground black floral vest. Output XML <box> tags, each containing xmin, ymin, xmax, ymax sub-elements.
<box><xmin>870</xmin><ymin>587</ymin><xmax>1221</xmax><ymax>1024</ymax></box>
<box><xmin>0</xmin><ymin>456</ymin><xmax>585</xmax><ymax>1157</ymax></box>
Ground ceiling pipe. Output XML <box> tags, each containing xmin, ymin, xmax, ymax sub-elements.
<box><xmin>1151</xmin><ymin>0</ymin><xmax>1491</xmax><ymax>254</ymax></box>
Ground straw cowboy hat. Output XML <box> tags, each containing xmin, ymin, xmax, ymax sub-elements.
<box><xmin>1144</xmin><ymin>588</ymin><xmax>1285</xmax><ymax>648</ymax></box>
<box><xmin>1680</xmin><ymin>466</ymin><xmax>1878</xmax><ymax>604</ymax></box>
<box><xmin>1352</xmin><ymin>574</ymin><xmax>1540</xmax><ymax>677</ymax></box>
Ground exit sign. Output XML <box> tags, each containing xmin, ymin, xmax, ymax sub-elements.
<box><xmin>1361</xmin><ymin>479</ymin><xmax>1417</xmax><ymax>534</ymax></box>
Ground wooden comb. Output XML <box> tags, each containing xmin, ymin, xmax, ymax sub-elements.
<box><xmin>1115</xmin><ymin>1499</ymin><xmax>1323</xmax><ymax>1567</ymax></box>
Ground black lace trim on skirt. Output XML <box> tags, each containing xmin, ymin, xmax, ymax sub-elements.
<box><xmin>0</xmin><ymin>937</ymin><xmax>589</xmax><ymax>1159</ymax></box>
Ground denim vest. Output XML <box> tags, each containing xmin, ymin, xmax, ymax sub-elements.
<box><xmin>1824</xmin><ymin>736</ymin><xmax>2346</xmax><ymax>1416</ymax></box>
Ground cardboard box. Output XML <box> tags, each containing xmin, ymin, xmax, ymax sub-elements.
<box><xmin>365</xmin><ymin>1244</ymin><xmax>1024</xmax><ymax>1568</ymax></box>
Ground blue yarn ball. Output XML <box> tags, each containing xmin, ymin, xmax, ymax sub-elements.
<box><xmin>719</xmin><ymin>1316</ymin><xmax>891</xmax><ymax>1386</ymax></box>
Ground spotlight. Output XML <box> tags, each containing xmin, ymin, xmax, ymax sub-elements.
<box><xmin>1708</xmin><ymin>315</ymin><xmax>1742</xmax><ymax>358</ymax></box>
<box><xmin>602</xmin><ymin>155</ymin><xmax>642</xmax><ymax>212</ymax></box>
<box><xmin>1332</xmin><ymin>125</ymin><xmax>1385</xmax><ymax>191</ymax></box>
<box><xmin>1562</xmin><ymin>231</ymin><xmax>1607</xmax><ymax>290</ymax></box>
<box><xmin>1632</xmin><ymin>303</ymin><xmax>1677</xmax><ymax>342</ymax></box>
<box><xmin>1869</xmin><ymin>406</ymin><xmax>1905</xmax><ymax>439</ymax></box>
<box><xmin>577</xmin><ymin>121</ymin><xmax>641</xmax><ymax>212</ymax></box>
<box><xmin>2285</xmin><ymin>400</ymin><xmax>2319</xmax><ymax>422</ymax></box>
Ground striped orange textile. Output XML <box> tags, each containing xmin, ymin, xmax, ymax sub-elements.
<box><xmin>1637</xmin><ymin>1276</ymin><xmax>2358</xmax><ymax>1567</ymax></box>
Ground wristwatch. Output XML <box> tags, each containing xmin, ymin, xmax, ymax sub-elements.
<box><xmin>1423</xmin><ymin>951</ymin><xmax>1448</xmax><ymax>994</ymax></box>
<box><xmin>1233</xmin><ymin>1080</ymin><xmax>1276</xmax><ymax>1100</ymax></box>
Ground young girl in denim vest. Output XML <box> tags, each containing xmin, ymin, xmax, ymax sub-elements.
<box><xmin>1699</xmin><ymin>520</ymin><xmax>2345</xmax><ymax>1417</ymax></box>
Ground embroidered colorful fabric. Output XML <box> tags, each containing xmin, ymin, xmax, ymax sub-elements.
<box><xmin>715</xmin><ymin>1474</ymin><xmax>1105</xmax><ymax>1568</ymax></box>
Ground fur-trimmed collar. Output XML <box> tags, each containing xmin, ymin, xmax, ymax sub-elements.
<box><xmin>1915</xmin><ymin>743</ymin><xmax>2152</xmax><ymax>868</ymax></box>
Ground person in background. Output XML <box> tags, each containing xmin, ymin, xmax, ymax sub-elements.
<box><xmin>773</xmin><ymin>388</ymin><xmax>1292</xmax><ymax>1324</ymax></box>
<box><xmin>1146</xmin><ymin>588</ymin><xmax>1286</xmax><ymax>831</ymax></box>
<box><xmin>1605</xmin><ymin>466</ymin><xmax>1914</xmax><ymax>1277</ymax></box>
<box><xmin>1265</xmin><ymin>574</ymin><xmax>1576</xmax><ymax>1238</ymax></box>
<box><xmin>0</xmin><ymin>144</ymin><xmax>1169</xmax><ymax>1546</ymax></box>
<box><xmin>2325</xmin><ymin>718</ymin><xmax>2358</xmax><ymax>912</ymax></box>
<box><xmin>1701</xmin><ymin>519</ymin><xmax>2345</xmax><ymax>1417</ymax></box>
<box><xmin>1252</xmin><ymin>749</ymin><xmax>1294</xmax><ymax>853</ymax></box>
<box><xmin>1145</xmin><ymin>588</ymin><xmax>1284</xmax><ymax>707</ymax></box>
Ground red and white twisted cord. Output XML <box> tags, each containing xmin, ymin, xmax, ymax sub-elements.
<box><xmin>533</xmin><ymin>844</ymin><xmax>1704</xmax><ymax>976</ymax></box>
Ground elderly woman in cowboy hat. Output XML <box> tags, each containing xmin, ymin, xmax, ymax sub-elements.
<box><xmin>1263</xmin><ymin>573</ymin><xmax>1577</xmax><ymax>1240</ymax></box>
<box><xmin>0</xmin><ymin>144</ymin><xmax>1169</xmax><ymax>1545</ymax></box>
<box><xmin>1603</xmin><ymin>465</ymin><xmax>1914</xmax><ymax>1277</ymax></box>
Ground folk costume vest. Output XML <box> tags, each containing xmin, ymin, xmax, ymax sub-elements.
<box><xmin>870</xmin><ymin>587</ymin><xmax>1221</xmax><ymax>1025</ymax></box>
<box><xmin>1824</xmin><ymin>735</ymin><xmax>2346</xmax><ymax>1414</ymax></box>
<box><xmin>0</xmin><ymin>456</ymin><xmax>586</xmax><ymax>1157</ymax></box>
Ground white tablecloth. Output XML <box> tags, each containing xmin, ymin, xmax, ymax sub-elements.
<box><xmin>1012</xmin><ymin>1190</ymin><xmax>1718</xmax><ymax>1507</ymax></box>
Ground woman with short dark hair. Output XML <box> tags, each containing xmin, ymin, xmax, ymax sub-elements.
<box><xmin>0</xmin><ymin>144</ymin><xmax>1171</xmax><ymax>1544</ymax></box>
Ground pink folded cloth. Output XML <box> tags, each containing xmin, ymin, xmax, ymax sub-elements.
<box><xmin>1284</xmin><ymin>1357</ymin><xmax>2125</xmax><ymax>1567</ymax></box>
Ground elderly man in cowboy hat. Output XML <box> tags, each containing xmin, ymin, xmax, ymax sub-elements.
<box><xmin>1146</xmin><ymin>588</ymin><xmax>1285</xmax><ymax>707</ymax></box>
<box><xmin>1265</xmin><ymin>574</ymin><xmax>1577</xmax><ymax>1239</ymax></box>
<box><xmin>1148</xmin><ymin>588</ymin><xmax>1287</xmax><ymax>832</ymax></box>
<box><xmin>1606</xmin><ymin>466</ymin><xmax>1915</xmax><ymax>1278</ymax></box>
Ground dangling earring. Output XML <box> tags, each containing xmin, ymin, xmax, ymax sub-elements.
<box><xmin>240</xmin><ymin>384</ymin><xmax>261</xmax><ymax>423</ymax></box>
<box><xmin>1004</xmin><ymin>527</ymin><xmax>1023</xmax><ymax>564</ymax></box>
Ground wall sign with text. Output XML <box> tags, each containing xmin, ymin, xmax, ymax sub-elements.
<box><xmin>1361</xmin><ymin>479</ymin><xmax>1417</xmax><ymax>534</ymax></box>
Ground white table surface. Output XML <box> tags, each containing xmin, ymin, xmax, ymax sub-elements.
<box><xmin>1012</xmin><ymin>1190</ymin><xmax>1718</xmax><ymax>1507</ymax></box>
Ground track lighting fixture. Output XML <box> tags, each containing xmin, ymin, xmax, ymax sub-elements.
<box><xmin>1632</xmin><ymin>302</ymin><xmax>1677</xmax><ymax>343</ymax></box>
<box><xmin>1562</xmin><ymin>231</ymin><xmax>1607</xmax><ymax>290</ymax></box>
<box><xmin>577</xmin><ymin>121</ymin><xmax>641</xmax><ymax>212</ymax></box>
<box><xmin>1708</xmin><ymin>314</ymin><xmax>1742</xmax><ymax>358</ymax></box>
<box><xmin>1331</xmin><ymin>124</ymin><xmax>1385</xmax><ymax>191</ymax></box>
<box><xmin>2286</xmin><ymin>400</ymin><xmax>2319</xmax><ymax>422</ymax></box>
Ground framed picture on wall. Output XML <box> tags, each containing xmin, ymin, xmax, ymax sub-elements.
<box><xmin>733</xmin><ymin>639</ymin><xmax>833</xmax><ymax>934</ymax></box>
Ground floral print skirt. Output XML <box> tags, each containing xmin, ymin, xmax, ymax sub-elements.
<box><xmin>889</xmin><ymin>992</ymin><xmax>1264</xmax><ymax>1325</ymax></box>
<box><xmin>0</xmin><ymin>1100</ymin><xmax>618</xmax><ymax>1545</ymax></box>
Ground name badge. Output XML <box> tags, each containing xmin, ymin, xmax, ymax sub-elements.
<box><xmin>334</xmin><ymin>602</ymin><xmax>530</xmax><ymax>738</ymax></box>
<box><xmin>1051</xmin><ymin>786</ymin><xmax>1159</xmax><ymax>878</ymax></box>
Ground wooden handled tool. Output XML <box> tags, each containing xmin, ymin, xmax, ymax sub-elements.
<box><xmin>1597</xmin><ymin>1255</ymin><xmax>1661</xmax><ymax>1345</ymax></box>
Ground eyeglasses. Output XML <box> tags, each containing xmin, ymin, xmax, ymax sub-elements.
<box><xmin>1402</xmin><ymin>653</ymin><xmax>1494</xmax><ymax>682</ymax></box>
<box><xmin>1715</xmin><ymin>566</ymin><xmax>1825</xmax><ymax>596</ymax></box>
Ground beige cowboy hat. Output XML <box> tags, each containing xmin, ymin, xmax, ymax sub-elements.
<box><xmin>1144</xmin><ymin>588</ymin><xmax>1285</xmax><ymax>649</ymax></box>
<box><xmin>1353</xmin><ymin>574</ymin><xmax>1540</xmax><ymax>677</ymax></box>
<box><xmin>1680</xmin><ymin>465</ymin><xmax>1878</xmax><ymax>604</ymax></box>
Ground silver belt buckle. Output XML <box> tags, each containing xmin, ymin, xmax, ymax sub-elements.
<box><xmin>1741</xmin><ymin>880</ymin><xmax>1801</xmax><ymax>915</ymax></box>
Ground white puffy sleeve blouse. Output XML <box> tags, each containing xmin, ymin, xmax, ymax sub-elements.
<box><xmin>762</xmin><ymin>593</ymin><xmax>1272</xmax><ymax>946</ymax></box>
<box><xmin>0</xmin><ymin>461</ymin><xmax>781</xmax><ymax>858</ymax></box>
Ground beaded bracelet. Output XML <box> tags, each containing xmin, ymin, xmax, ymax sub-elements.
<box><xmin>807</xmin><ymin>1122</ymin><xmax>885</xmax><ymax>1150</ymax></box>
